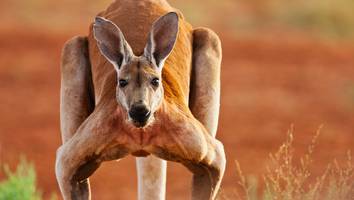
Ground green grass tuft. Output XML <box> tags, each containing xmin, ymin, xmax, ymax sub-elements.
<box><xmin>0</xmin><ymin>158</ymin><xmax>42</xmax><ymax>200</ymax></box>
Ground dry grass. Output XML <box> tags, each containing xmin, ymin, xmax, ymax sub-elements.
<box><xmin>262</xmin><ymin>0</ymin><xmax>354</xmax><ymax>38</ymax></box>
<box><xmin>2</xmin><ymin>0</ymin><xmax>354</xmax><ymax>39</ymax></box>
<box><xmin>233</xmin><ymin>126</ymin><xmax>354</xmax><ymax>200</ymax></box>
<box><xmin>171</xmin><ymin>0</ymin><xmax>354</xmax><ymax>39</ymax></box>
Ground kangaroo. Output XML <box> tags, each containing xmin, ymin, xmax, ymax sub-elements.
<box><xmin>55</xmin><ymin>0</ymin><xmax>225</xmax><ymax>199</ymax></box>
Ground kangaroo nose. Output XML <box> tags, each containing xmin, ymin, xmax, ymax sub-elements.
<box><xmin>129</xmin><ymin>104</ymin><xmax>151</xmax><ymax>125</ymax></box>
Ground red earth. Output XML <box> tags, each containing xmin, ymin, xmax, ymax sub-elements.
<box><xmin>0</xmin><ymin>25</ymin><xmax>353</xmax><ymax>199</ymax></box>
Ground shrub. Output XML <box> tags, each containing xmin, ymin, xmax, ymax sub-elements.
<box><xmin>0</xmin><ymin>159</ymin><xmax>42</xmax><ymax>200</ymax></box>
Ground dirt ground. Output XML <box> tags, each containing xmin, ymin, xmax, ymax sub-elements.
<box><xmin>0</xmin><ymin>22</ymin><xmax>353</xmax><ymax>200</ymax></box>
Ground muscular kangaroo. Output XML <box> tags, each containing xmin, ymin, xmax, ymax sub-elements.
<box><xmin>55</xmin><ymin>0</ymin><xmax>225</xmax><ymax>199</ymax></box>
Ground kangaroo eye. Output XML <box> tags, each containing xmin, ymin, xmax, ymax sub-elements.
<box><xmin>151</xmin><ymin>78</ymin><xmax>160</xmax><ymax>87</ymax></box>
<box><xmin>119</xmin><ymin>79</ymin><xmax>128</xmax><ymax>88</ymax></box>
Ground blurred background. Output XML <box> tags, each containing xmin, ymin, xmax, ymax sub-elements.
<box><xmin>0</xmin><ymin>0</ymin><xmax>353</xmax><ymax>199</ymax></box>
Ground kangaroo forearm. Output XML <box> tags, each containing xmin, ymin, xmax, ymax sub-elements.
<box><xmin>169</xmin><ymin>124</ymin><xmax>225</xmax><ymax>200</ymax></box>
<box><xmin>191</xmin><ymin>168</ymin><xmax>219</xmax><ymax>200</ymax></box>
<box><xmin>192</xmin><ymin>138</ymin><xmax>226</xmax><ymax>200</ymax></box>
<box><xmin>56</xmin><ymin>154</ymin><xmax>91</xmax><ymax>200</ymax></box>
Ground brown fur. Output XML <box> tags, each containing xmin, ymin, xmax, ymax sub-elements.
<box><xmin>88</xmin><ymin>0</ymin><xmax>193</xmax><ymax>108</ymax></box>
<box><xmin>56</xmin><ymin>1</ymin><xmax>225</xmax><ymax>200</ymax></box>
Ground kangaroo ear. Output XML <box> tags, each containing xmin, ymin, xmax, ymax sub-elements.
<box><xmin>144</xmin><ymin>12</ymin><xmax>179</xmax><ymax>69</ymax></box>
<box><xmin>93</xmin><ymin>17</ymin><xmax>133</xmax><ymax>70</ymax></box>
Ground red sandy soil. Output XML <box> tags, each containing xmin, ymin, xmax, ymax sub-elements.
<box><xmin>0</xmin><ymin>28</ymin><xmax>353</xmax><ymax>199</ymax></box>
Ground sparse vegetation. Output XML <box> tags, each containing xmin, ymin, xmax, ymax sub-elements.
<box><xmin>171</xmin><ymin>0</ymin><xmax>354</xmax><ymax>39</ymax></box>
<box><xmin>262</xmin><ymin>0</ymin><xmax>354</xmax><ymax>38</ymax></box>
<box><xmin>233</xmin><ymin>127</ymin><xmax>354</xmax><ymax>200</ymax></box>
<box><xmin>3</xmin><ymin>0</ymin><xmax>354</xmax><ymax>39</ymax></box>
<box><xmin>0</xmin><ymin>159</ymin><xmax>42</xmax><ymax>200</ymax></box>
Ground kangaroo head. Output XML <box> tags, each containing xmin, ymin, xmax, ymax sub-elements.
<box><xmin>93</xmin><ymin>12</ymin><xmax>179</xmax><ymax>127</ymax></box>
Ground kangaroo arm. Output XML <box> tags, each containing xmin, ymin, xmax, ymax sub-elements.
<box><xmin>150</xmin><ymin>103</ymin><xmax>226</xmax><ymax>200</ymax></box>
<box><xmin>56</xmin><ymin>102</ymin><xmax>130</xmax><ymax>200</ymax></box>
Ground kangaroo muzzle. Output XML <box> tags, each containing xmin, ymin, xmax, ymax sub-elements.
<box><xmin>129</xmin><ymin>103</ymin><xmax>151</xmax><ymax>127</ymax></box>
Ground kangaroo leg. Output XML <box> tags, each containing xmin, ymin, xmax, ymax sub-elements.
<box><xmin>60</xmin><ymin>36</ymin><xmax>95</xmax><ymax>143</ymax></box>
<box><xmin>136</xmin><ymin>156</ymin><xmax>166</xmax><ymax>200</ymax></box>
<box><xmin>150</xmin><ymin>105</ymin><xmax>226</xmax><ymax>200</ymax></box>
<box><xmin>184</xmin><ymin>29</ymin><xmax>223</xmax><ymax>198</ymax></box>
<box><xmin>190</xmin><ymin>28</ymin><xmax>222</xmax><ymax>137</ymax></box>
<box><xmin>59</xmin><ymin>36</ymin><xmax>95</xmax><ymax>198</ymax></box>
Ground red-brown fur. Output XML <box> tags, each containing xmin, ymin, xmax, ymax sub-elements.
<box><xmin>88</xmin><ymin>0</ymin><xmax>193</xmax><ymax>111</ymax></box>
<box><xmin>56</xmin><ymin>1</ymin><xmax>225</xmax><ymax>199</ymax></box>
